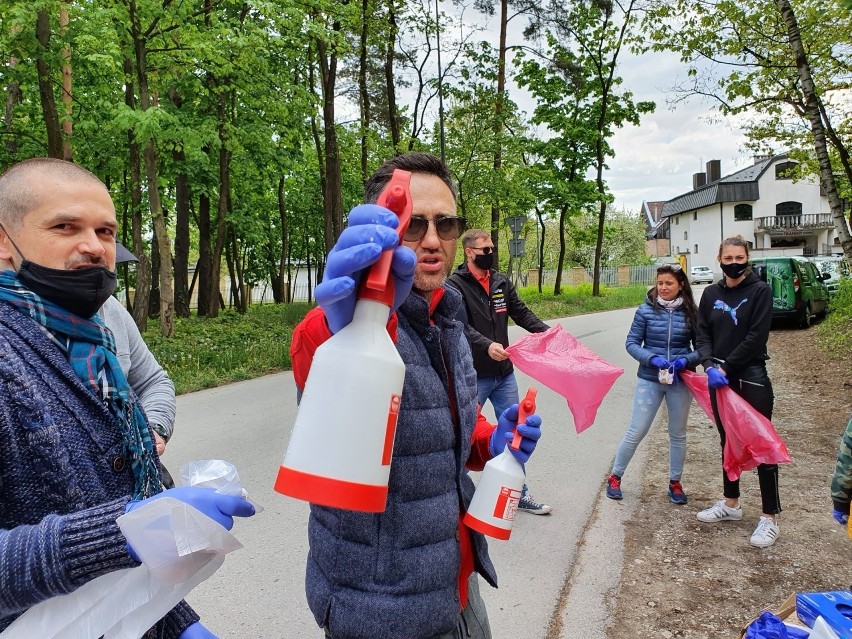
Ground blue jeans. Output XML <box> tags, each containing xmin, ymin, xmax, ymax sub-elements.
<box><xmin>476</xmin><ymin>373</ymin><xmax>519</xmax><ymax>420</ymax></box>
<box><xmin>611</xmin><ymin>378</ymin><xmax>692</xmax><ymax>481</ymax></box>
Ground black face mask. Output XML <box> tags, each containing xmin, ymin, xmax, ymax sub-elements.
<box><xmin>17</xmin><ymin>261</ymin><xmax>116</xmax><ymax>318</ymax></box>
<box><xmin>473</xmin><ymin>252</ymin><xmax>494</xmax><ymax>271</ymax></box>
<box><xmin>0</xmin><ymin>223</ymin><xmax>116</xmax><ymax>317</ymax></box>
<box><xmin>720</xmin><ymin>261</ymin><xmax>749</xmax><ymax>279</ymax></box>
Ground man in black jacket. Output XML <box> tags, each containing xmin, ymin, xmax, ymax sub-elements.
<box><xmin>447</xmin><ymin>228</ymin><xmax>553</xmax><ymax>515</ymax></box>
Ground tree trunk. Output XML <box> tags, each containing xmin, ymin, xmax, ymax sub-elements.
<box><xmin>317</xmin><ymin>34</ymin><xmax>344</xmax><ymax>254</ymax></box>
<box><xmin>173</xmin><ymin>154</ymin><xmax>191</xmax><ymax>316</ymax></box>
<box><xmin>130</xmin><ymin>0</ymin><xmax>175</xmax><ymax>336</ymax></box>
<box><xmin>775</xmin><ymin>0</ymin><xmax>852</xmax><ymax>258</ymax></box>
<box><xmin>535</xmin><ymin>205</ymin><xmax>546</xmax><ymax>294</ymax></box>
<box><xmin>197</xmin><ymin>193</ymin><xmax>213</xmax><ymax>315</ymax></box>
<box><xmin>385</xmin><ymin>0</ymin><xmax>401</xmax><ymax>152</ymax></box>
<box><xmin>208</xmin><ymin>89</ymin><xmax>232</xmax><ymax>318</ymax></box>
<box><xmin>35</xmin><ymin>11</ymin><xmax>63</xmax><ymax>159</ymax></box>
<box><xmin>124</xmin><ymin>56</ymin><xmax>150</xmax><ymax>332</ymax></box>
<box><xmin>59</xmin><ymin>2</ymin><xmax>72</xmax><ymax>161</ymax></box>
<box><xmin>358</xmin><ymin>0</ymin><xmax>371</xmax><ymax>184</ymax></box>
<box><xmin>274</xmin><ymin>175</ymin><xmax>289</xmax><ymax>304</ymax></box>
<box><xmin>554</xmin><ymin>205</ymin><xmax>567</xmax><ymax>295</ymax></box>
<box><xmin>169</xmin><ymin>91</ymin><xmax>191</xmax><ymax>317</ymax></box>
<box><xmin>491</xmin><ymin>0</ymin><xmax>508</xmax><ymax>261</ymax></box>
<box><xmin>148</xmin><ymin>231</ymin><xmax>160</xmax><ymax>317</ymax></box>
<box><xmin>5</xmin><ymin>54</ymin><xmax>21</xmax><ymax>155</ymax></box>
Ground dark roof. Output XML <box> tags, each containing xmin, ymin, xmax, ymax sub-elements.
<box><xmin>662</xmin><ymin>154</ymin><xmax>788</xmax><ymax>217</ymax></box>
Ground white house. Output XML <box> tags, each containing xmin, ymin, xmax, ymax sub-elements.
<box><xmin>655</xmin><ymin>154</ymin><xmax>847</xmax><ymax>277</ymax></box>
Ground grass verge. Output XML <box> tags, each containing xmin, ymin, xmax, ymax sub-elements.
<box><xmin>818</xmin><ymin>278</ymin><xmax>852</xmax><ymax>355</ymax></box>
<box><xmin>143</xmin><ymin>303</ymin><xmax>311</xmax><ymax>395</ymax></box>
<box><xmin>143</xmin><ymin>284</ymin><xmax>649</xmax><ymax>395</ymax></box>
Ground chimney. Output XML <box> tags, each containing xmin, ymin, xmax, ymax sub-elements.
<box><xmin>753</xmin><ymin>154</ymin><xmax>770</xmax><ymax>165</ymax></box>
<box><xmin>692</xmin><ymin>172</ymin><xmax>707</xmax><ymax>190</ymax></box>
<box><xmin>706</xmin><ymin>159</ymin><xmax>721</xmax><ymax>183</ymax></box>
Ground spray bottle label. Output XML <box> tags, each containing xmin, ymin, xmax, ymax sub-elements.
<box><xmin>492</xmin><ymin>486</ymin><xmax>522</xmax><ymax>521</ymax></box>
<box><xmin>382</xmin><ymin>394</ymin><xmax>402</xmax><ymax>465</ymax></box>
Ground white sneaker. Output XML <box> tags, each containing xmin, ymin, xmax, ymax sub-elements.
<box><xmin>696</xmin><ymin>500</ymin><xmax>743</xmax><ymax>523</ymax></box>
<box><xmin>750</xmin><ymin>516</ymin><xmax>780</xmax><ymax>548</ymax></box>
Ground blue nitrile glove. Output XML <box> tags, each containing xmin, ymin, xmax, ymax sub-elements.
<box><xmin>707</xmin><ymin>367</ymin><xmax>729</xmax><ymax>389</ymax></box>
<box><xmin>489</xmin><ymin>405</ymin><xmax>543</xmax><ymax>464</ymax></box>
<box><xmin>649</xmin><ymin>355</ymin><xmax>669</xmax><ymax>369</ymax></box>
<box><xmin>315</xmin><ymin>204</ymin><xmax>417</xmax><ymax>334</ymax></box>
<box><xmin>179</xmin><ymin>622</ymin><xmax>218</xmax><ymax>639</ymax></box>
<box><xmin>125</xmin><ymin>487</ymin><xmax>256</xmax><ymax>560</ymax></box>
<box><xmin>833</xmin><ymin>508</ymin><xmax>849</xmax><ymax>526</ymax></box>
<box><xmin>671</xmin><ymin>357</ymin><xmax>688</xmax><ymax>372</ymax></box>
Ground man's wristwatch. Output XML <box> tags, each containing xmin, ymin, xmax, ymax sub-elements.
<box><xmin>151</xmin><ymin>423</ymin><xmax>170</xmax><ymax>442</ymax></box>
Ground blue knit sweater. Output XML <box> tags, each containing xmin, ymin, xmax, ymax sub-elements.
<box><xmin>305</xmin><ymin>287</ymin><xmax>497</xmax><ymax>639</ymax></box>
<box><xmin>0</xmin><ymin>301</ymin><xmax>198</xmax><ymax>635</ymax></box>
<box><xmin>625</xmin><ymin>294</ymin><xmax>700</xmax><ymax>383</ymax></box>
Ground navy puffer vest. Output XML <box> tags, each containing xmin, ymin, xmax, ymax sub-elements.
<box><xmin>305</xmin><ymin>287</ymin><xmax>497</xmax><ymax>639</ymax></box>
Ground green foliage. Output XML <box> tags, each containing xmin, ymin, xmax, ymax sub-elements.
<box><xmin>818</xmin><ymin>278</ymin><xmax>852</xmax><ymax>355</ymax></box>
<box><xmin>518</xmin><ymin>284</ymin><xmax>648</xmax><ymax>320</ymax></box>
<box><xmin>142</xmin><ymin>303</ymin><xmax>311</xmax><ymax>394</ymax></box>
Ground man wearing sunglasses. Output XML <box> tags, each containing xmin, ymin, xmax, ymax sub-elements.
<box><xmin>447</xmin><ymin>229</ymin><xmax>552</xmax><ymax>516</ymax></box>
<box><xmin>290</xmin><ymin>152</ymin><xmax>546</xmax><ymax>639</ymax></box>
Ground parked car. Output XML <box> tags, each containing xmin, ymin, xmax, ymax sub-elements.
<box><xmin>689</xmin><ymin>266</ymin><xmax>714</xmax><ymax>284</ymax></box>
<box><xmin>751</xmin><ymin>256</ymin><xmax>830</xmax><ymax>328</ymax></box>
<box><xmin>811</xmin><ymin>255</ymin><xmax>850</xmax><ymax>295</ymax></box>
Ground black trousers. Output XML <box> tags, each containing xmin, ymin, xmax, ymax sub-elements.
<box><xmin>709</xmin><ymin>364</ymin><xmax>781</xmax><ymax>515</ymax></box>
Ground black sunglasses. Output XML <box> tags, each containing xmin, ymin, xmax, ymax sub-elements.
<box><xmin>470</xmin><ymin>246</ymin><xmax>493</xmax><ymax>254</ymax></box>
<box><xmin>404</xmin><ymin>216</ymin><xmax>467</xmax><ymax>242</ymax></box>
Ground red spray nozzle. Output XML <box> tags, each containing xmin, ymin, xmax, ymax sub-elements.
<box><xmin>361</xmin><ymin>170</ymin><xmax>414</xmax><ymax>304</ymax></box>
<box><xmin>511</xmin><ymin>387</ymin><xmax>538</xmax><ymax>451</ymax></box>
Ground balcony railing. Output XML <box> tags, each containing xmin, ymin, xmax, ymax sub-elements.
<box><xmin>755</xmin><ymin>213</ymin><xmax>835</xmax><ymax>231</ymax></box>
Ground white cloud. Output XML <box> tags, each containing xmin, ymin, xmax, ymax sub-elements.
<box><xmin>605</xmin><ymin>50</ymin><xmax>753</xmax><ymax>213</ymax></box>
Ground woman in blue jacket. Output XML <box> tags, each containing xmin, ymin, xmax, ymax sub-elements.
<box><xmin>606</xmin><ymin>264</ymin><xmax>700</xmax><ymax>503</ymax></box>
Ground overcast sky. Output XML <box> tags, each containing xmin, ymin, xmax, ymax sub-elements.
<box><xmin>468</xmin><ymin>10</ymin><xmax>761</xmax><ymax>215</ymax></box>
<box><xmin>602</xmin><ymin>48</ymin><xmax>755</xmax><ymax>213</ymax></box>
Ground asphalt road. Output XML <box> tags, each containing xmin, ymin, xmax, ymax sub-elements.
<box><xmin>161</xmin><ymin>305</ymin><xmax>642</xmax><ymax>639</ymax></box>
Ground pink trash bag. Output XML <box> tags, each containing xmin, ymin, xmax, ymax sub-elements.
<box><xmin>506</xmin><ymin>325</ymin><xmax>623</xmax><ymax>433</ymax></box>
<box><xmin>680</xmin><ymin>371</ymin><xmax>791</xmax><ymax>480</ymax></box>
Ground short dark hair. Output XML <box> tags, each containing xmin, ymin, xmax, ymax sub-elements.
<box><xmin>0</xmin><ymin>158</ymin><xmax>103</xmax><ymax>230</ymax></box>
<box><xmin>364</xmin><ymin>152</ymin><xmax>457</xmax><ymax>204</ymax></box>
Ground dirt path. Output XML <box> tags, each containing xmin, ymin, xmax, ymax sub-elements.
<box><xmin>608</xmin><ymin>325</ymin><xmax>852</xmax><ymax>638</ymax></box>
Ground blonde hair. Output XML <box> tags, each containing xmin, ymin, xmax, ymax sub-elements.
<box><xmin>717</xmin><ymin>235</ymin><xmax>750</xmax><ymax>259</ymax></box>
<box><xmin>460</xmin><ymin>228</ymin><xmax>490</xmax><ymax>250</ymax></box>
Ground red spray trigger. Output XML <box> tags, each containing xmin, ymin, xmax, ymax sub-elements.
<box><xmin>511</xmin><ymin>387</ymin><xmax>537</xmax><ymax>451</ymax></box>
<box><xmin>361</xmin><ymin>170</ymin><xmax>414</xmax><ymax>305</ymax></box>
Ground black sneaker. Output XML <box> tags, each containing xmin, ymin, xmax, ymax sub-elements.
<box><xmin>606</xmin><ymin>474</ymin><xmax>623</xmax><ymax>500</ymax></box>
<box><xmin>668</xmin><ymin>480</ymin><xmax>688</xmax><ymax>505</ymax></box>
<box><xmin>518</xmin><ymin>492</ymin><xmax>553</xmax><ymax>515</ymax></box>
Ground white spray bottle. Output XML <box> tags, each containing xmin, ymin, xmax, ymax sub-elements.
<box><xmin>274</xmin><ymin>170</ymin><xmax>413</xmax><ymax>512</ymax></box>
<box><xmin>464</xmin><ymin>388</ymin><xmax>537</xmax><ymax>540</ymax></box>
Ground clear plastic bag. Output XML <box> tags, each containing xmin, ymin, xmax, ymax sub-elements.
<box><xmin>681</xmin><ymin>371</ymin><xmax>792</xmax><ymax>480</ymax></box>
<box><xmin>1</xmin><ymin>459</ymin><xmax>252</xmax><ymax>639</ymax></box>
<box><xmin>506</xmin><ymin>325</ymin><xmax>623</xmax><ymax>433</ymax></box>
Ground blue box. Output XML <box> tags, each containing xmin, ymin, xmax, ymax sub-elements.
<box><xmin>796</xmin><ymin>591</ymin><xmax>852</xmax><ymax>638</ymax></box>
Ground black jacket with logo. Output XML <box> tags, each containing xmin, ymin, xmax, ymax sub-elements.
<box><xmin>446</xmin><ymin>263</ymin><xmax>549</xmax><ymax>378</ymax></box>
<box><xmin>696</xmin><ymin>271</ymin><xmax>773</xmax><ymax>374</ymax></box>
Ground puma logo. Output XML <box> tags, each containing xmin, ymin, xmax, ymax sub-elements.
<box><xmin>713</xmin><ymin>298</ymin><xmax>748</xmax><ymax>325</ymax></box>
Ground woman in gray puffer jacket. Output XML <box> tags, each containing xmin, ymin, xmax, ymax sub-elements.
<box><xmin>605</xmin><ymin>264</ymin><xmax>701</xmax><ymax>504</ymax></box>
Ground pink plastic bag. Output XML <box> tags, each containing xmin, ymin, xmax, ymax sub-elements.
<box><xmin>506</xmin><ymin>325</ymin><xmax>623</xmax><ymax>433</ymax></box>
<box><xmin>680</xmin><ymin>371</ymin><xmax>792</xmax><ymax>480</ymax></box>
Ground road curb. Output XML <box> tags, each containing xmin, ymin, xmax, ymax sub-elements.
<box><xmin>551</xmin><ymin>432</ymin><xmax>650</xmax><ymax>639</ymax></box>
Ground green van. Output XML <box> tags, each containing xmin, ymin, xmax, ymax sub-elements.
<box><xmin>751</xmin><ymin>256</ymin><xmax>830</xmax><ymax>328</ymax></box>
